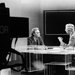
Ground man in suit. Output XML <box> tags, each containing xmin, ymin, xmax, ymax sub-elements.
<box><xmin>28</xmin><ymin>27</ymin><xmax>44</xmax><ymax>45</ymax></box>
<box><xmin>27</xmin><ymin>27</ymin><xmax>46</xmax><ymax>71</ymax></box>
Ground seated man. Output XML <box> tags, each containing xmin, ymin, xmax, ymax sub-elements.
<box><xmin>27</xmin><ymin>27</ymin><xmax>46</xmax><ymax>71</ymax></box>
<box><xmin>28</xmin><ymin>27</ymin><xmax>44</xmax><ymax>46</ymax></box>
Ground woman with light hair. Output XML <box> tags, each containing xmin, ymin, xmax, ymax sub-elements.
<box><xmin>58</xmin><ymin>23</ymin><xmax>75</xmax><ymax>46</ymax></box>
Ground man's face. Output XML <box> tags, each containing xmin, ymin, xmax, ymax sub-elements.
<box><xmin>34</xmin><ymin>29</ymin><xmax>40</xmax><ymax>37</ymax></box>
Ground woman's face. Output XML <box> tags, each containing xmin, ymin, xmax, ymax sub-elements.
<box><xmin>34</xmin><ymin>29</ymin><xmax>40</xmax><ymax>37</ymax></box>
<box><xmin>66</xmin><ymin>28</ymin><xmax>74</xmax><ymax>35</ymax></box>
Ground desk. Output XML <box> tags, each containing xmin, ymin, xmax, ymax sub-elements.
<box><xmin>14</xmin><ymin>46</ymin><xmax>75</xmax><ymax>54</ymax></box>
<box><xmin>11</xmin><ymin>46</ymin><xmax>75</xmax><ymax>75</ymax></box>
<box><xmin>10</xmin><ymin>47</ymin><xmax>75</xmax><ymax>73</ymax></box>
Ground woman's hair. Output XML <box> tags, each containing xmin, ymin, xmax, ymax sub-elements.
<box><xmin>30</xmin><ymin>27</ymin><xmax>39</xmax><ymax>37</ymax></box>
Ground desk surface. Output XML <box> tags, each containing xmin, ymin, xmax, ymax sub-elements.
<box><xmin>13</xmin><ymin>46</ymin><xmax>75</xmax><ymax>55</ymax></box>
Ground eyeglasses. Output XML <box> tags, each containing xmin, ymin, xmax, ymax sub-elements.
<box><xmin>36</xmin><ymin>32</ymin><xmax>40</xmax><ymax>34</ymax></box>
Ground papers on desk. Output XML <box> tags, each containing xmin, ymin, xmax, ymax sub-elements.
<box><xmin>53</xmin><ymin>47</ymin><xmax>63</xmax><ymax>51</ymax></box>
<box><xmin>65</xmin><ymin>46</ymin><xmax>74</xmax><ymax>50</ymax></box>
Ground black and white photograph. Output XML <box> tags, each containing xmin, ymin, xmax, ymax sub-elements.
<box><xmin>0</xmin><ymin>0</ymin><xmax>75</xmax><ymax>75</ymax></box>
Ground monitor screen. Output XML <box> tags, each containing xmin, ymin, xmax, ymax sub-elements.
<box><xmin>9</xmin><ymin>17</ymin><xmax>29</xmax><ymax>38</ymax></box>
<box><xmin>44</xmin><ymin>10</ymin><xmax>75</xmax><ymax>46</ymax></box>
<box><xmin>44</xmin><ymin>10</ymin><xmax>75</xmax><ymax>35</ymax></box>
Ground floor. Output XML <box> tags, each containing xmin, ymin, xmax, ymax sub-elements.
<box><xmin>11</xmin><ymin>70</ymin><xmax>45</xmax><ymax>75</ymax></box>
<box><xmin>2</xmin><ymin>65</ymin><xmax>73</xmax><ymax>75</ymax></box>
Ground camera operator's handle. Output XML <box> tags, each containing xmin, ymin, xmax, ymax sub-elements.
<box><xmin>10</xmin><ymin>48</ymin><xmax>24</xmax><ymax>72</ymax></box>
<box><xmin>0</xmin><ymin>48</ymin><xmax>24</xmax><ymax>72</ymax></box>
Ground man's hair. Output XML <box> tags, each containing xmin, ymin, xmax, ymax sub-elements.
<box><xmin>30</xmin><ymin>27</ymin><xmax>39</xmax><ymax>37</ymax></box>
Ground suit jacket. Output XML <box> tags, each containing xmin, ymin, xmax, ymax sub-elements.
<box><xmin>27</xmin><ymin>36</ymin><xmax>44</xmax><ymax>45</ymax></box>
